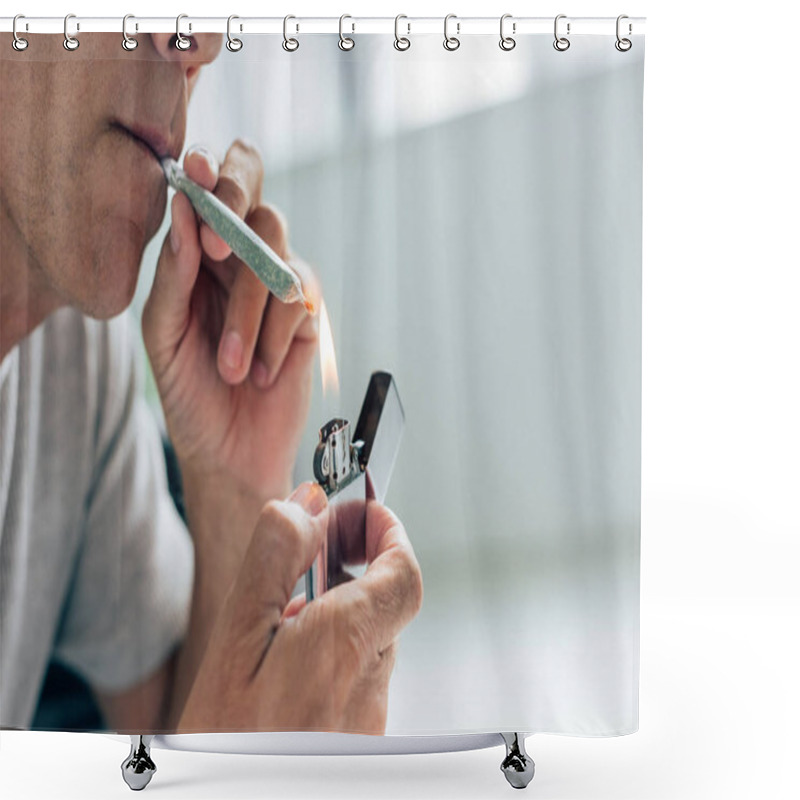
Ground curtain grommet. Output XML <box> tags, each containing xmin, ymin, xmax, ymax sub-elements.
<box><xmin>615</xmin><ymin>15</ymin><xmax>632</xmax><ymax>51</ymax></box>
<box><xmin>339</xmin><ymin>14</ymin><xmax>355</xmax><ymax>51</ymax></box>
<box><xmin>394</xmin><ymin>14</ymin><xmax>411</xmax><ymax>51</ymax></box>
<box><xmin>443</xmin><ymin>14</ymin><xmax>460</xmax><ymax>51</ymax></box>
<box><xmin>63</xmin><ymin>13</ymin><xmax>79</xmax><ymax>51</ymax></box>
<box><xmin>226</xmin><ymin>15</ymin><xmax>243</xmax><ymax>52</ymax></box>
<box><xmin>499</xmin><ymin>14</ymin><xmax>516</xmax><ymax>51</ymax></box>
<box><xmin>282</xmin><ymin>15</ymin><xmax>299</xmax><ymax>51</ymax></box>
<box><xmin>553</xmin><ymin>14</ymin><xmax>570</xmax><ymax>51</ymax></box>
<box><xmin>122</xmin><ymin>14</ymin><xmax>138</xmax><ymax>51</ymax></box>
<box><xmin>175</xmin><ymin>14</ymin><xmax>192</xmax><ymax>51</ymax></box>
<box><xmin>12</xmin><ymin>14</ymin><xmax>29</xmax><ymax>51</ymax></box>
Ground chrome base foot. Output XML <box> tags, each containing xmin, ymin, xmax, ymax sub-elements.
<box><xmin>500</xmin><ymin>732</ymin><xmax>535</xmax><ymax>789</ymax></box>
<box><xmin>121</xmin><ymin>735</ymin><xmax>156</xmax><ymax>791</ymax></box>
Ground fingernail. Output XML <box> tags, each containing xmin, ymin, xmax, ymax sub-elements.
<box><xmin>289</xmin><ymin>482</ymin><xmax>327</xmax><ymax>517</ymax></box>
<box><xmin>170</xmin><ymin>224</ymin><xmax>181</xmax><ymax>254</ymax></box>
<box><xmin>186</xmin><ymin>144</ymin><xmax>217</xmax><ymax>172</ymax></box>
<box><xmin>220</xmin><ymin>330</ymin><xmax>243</xmax><ymax>371</ymax></box>
<box><xmin>251</xmin><ymin>358</ymin><xmax>270</xmax><ymax>389</ymax></box>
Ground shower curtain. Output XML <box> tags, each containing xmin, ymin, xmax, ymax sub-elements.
<box><xmin>0</xmin><ymin>22</ymin><xmax>644</xmax><ymax>741</ymax></box>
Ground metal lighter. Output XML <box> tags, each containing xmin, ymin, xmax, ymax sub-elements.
<box><xmin>305</xmin><ymin>372</ymin><xmax>405</xmax><ymax>602</ymax></box>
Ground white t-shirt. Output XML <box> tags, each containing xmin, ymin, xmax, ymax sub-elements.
<box><xmin>0</xmin><ymin>307</ymin><xmax>193</xmax><ymax>729</ymax></box>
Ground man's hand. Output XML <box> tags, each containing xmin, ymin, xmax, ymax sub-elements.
<box><xmin>177</xmin><ymin>483</ymin><xmax>424</xmax><ymax>734</ymax></box>
<box><xmin>142</xmin><ymin>141</ymin><xmax>319</xmax><ymax>518</ymax></box>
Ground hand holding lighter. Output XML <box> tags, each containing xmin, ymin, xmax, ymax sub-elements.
<box><xmin>305</xmin><ymin>372</ymin><xmax>405</xmax><ymax>602</ymax></box>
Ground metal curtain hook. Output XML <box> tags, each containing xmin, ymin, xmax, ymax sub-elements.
<box><xmin>499</xmin><ymin>14</ymin><xmax>516</xmax><ymax>51</ymax></box>
<box><xmin>122</xmin><ymin>14</ymin><xmax>138</xmax><ymax>51</ymax></box>
<box><xmin>63</xmin><ymin>13</ymin><xmax>79</xmax><ymax>51</ymax></box>
<box><xmin>615</xmin><ymin>14</ymin><xmax>632</xmax><ymax>51</ymax></box>
<box><xmin>553</xmin><ymin>14</ymin><xmax>570</xmax><ymax>51</ymax></box>
<box><xmin>282</xmin><ymin>15</ymin><xmax>299</xmax><ymax>51</ymax></box>
<box><xmin>339</xmin><ymin>14</ymin><xmax>355</xmax><ymax>51</ymax></box>
<box><xmin>443</xmin><ymin>13</ymin><xmax>460</xmax><ymax>51</ymax></box>
<box><xmin>394</xmin><ymin>14</ymin><xmax>411</xmax><ymax>51</ymax></box>
<box><xmin>12</xmin><ymin>14</ymin><xmax>29</xmax><ymax>51</ymax></box>
<box><xmin>227</xmin><ymin>15</ymin><xmax>243</xmax><ymax>51</ymax></box>
<box><xmin>175</xmin><ymin>14</ymin><xmax>191</xmax><ymax>51</ymax></box>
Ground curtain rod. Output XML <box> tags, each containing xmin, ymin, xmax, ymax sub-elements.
<box><xmin>1</xmin><ymin>16</ymin><xmax>646</xmax><ymax>37</ymax></box>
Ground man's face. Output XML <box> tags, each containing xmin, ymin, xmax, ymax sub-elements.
<box><xmin>0</xmin><ymin>32</ymin><xmax>222</xmax><ymax>319</ymax></box>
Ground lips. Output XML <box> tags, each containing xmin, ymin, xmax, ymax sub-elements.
<box><xmin>112</xmin><ymin>120</ymin><xmax>180</xmax><ymax>162</ymax></box>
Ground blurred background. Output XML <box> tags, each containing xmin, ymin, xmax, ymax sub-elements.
<box><xmin>125</xmin><ymin>33</ymin><xmax>642</xmax><ymax>734</ymax></box>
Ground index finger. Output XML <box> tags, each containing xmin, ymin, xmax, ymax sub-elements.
<box><xmin>328</xmin><ymin>501</ymin><xmax>423</xmax><ymax>654</ymax></box>
<box><xmin>185</xmin><ymin>139</ymin><xmax>264</xmax><ymax>262</ymax></box>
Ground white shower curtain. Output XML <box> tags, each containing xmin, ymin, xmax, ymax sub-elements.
<box><xmin>1</xmin><ymin>24</ymin><xmax>643</xmax><ymax>740</ymax></box>
<box><xmin>135</xmin><ymin>32</ymin><xmax>644</xmax><ymax>736</ymax></box>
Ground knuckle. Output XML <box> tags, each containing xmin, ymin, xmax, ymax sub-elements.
<box><xmin>407</xmin><ymin>556</ymin><xmax>424</xmax><ymax>616</ymax></box>
<box><xmin>386</xmin><ymin>548</ymin><xmax>424</xmax><ymax>618</ymax></box>
<box><xmin>263</xmin><ymin>203</ymin><xmax>289</xmax><ymax>238</ymax></box>
<box><xmin>258</xmin><ymin>498</ymin><xmax>283</xmax><ymax>524</ymax></box>
<box><xmin>217</xmin><ymin>174</ymin><xmax>248</xmax><ymax>213</ymax></box>
<box><xmin>231</xmin><ymin>136</ymin><xmax>260</xmax><ymax>160</ymax></box>
<box><xmin>231</xmin><ymin>138</ymin><xmax>264</xmax><ymax>180</ymax></box>
<box><xmin>256</xmin><ymin>500</ymin><xmax>302</xmax><ymax>553</ymax></box>
<box><xmin>251</xmin><ymin>204</ymin><xmax>289</xmax><ymax>253</ymax></box>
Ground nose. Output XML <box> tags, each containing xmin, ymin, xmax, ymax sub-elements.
<box><xmin>149</xmin><ymin>32</ymin><xmax>224</xmax><ymax>81</ymax></box>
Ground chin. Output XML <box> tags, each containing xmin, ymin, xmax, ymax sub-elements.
<box><xmin>87</xmin><ymin>276</ymin><xmax>140</xmax><ymax>320</ymax></box>
<box><xmin>79</xmin><ymin>217</ymin><xmax>146</xmax><ymax>319</ymax></box>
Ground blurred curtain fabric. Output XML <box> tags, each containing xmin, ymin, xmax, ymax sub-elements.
<box><xmin>140</xmin><ymin>33</ymin><xmax>643</xmax><ymax>735</ymax></box>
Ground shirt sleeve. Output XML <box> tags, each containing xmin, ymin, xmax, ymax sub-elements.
<box><xmin>51</xmin><ymin>313</ymin><xmax>194</xmax><ymax>695</ymax></box>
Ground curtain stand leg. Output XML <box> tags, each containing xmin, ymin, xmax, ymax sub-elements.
<box><xmin>500</xmin><ymin>732</ymin><xmax>535</xmax><ymax>789</ymax></box>
<box><xmin>121</xmin><ymin>735</ymin><xmax>156</xmax><ymax>791</ymax></box>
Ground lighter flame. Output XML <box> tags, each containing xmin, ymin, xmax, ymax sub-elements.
<box><xmin>319</xmin><ymin>299</ymin><xmax>340</xmax><ymax>399</ymax></box>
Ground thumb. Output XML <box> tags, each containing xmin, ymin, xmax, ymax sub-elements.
<box><xmin>222</xmin><ymin>482</ymin><xmax>329</xmax><ymax>659</ymax></box>
<box><xmin>142</xmin><ymin>192</ymin><xmax>202</xmax><ymax>371</ymax></box>
<box><xmin>280</xmin><ymin>593</ymin><xmax>307</xmax><ymax>622</ymax></box>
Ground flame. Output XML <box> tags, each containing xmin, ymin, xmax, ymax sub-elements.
<box><xmin>319</xmin><ymin>299</ymin><xmax>340</xmax><ymax>399</ymax></box>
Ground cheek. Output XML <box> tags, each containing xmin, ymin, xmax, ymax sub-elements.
<box><xmin>3</xmin><ymin>58</ymin><xmax>167</xmax><ymax>319</ymax></box>
<box><xmin>38</xmin><ymin>176</ymin><xmax>165</xmax><ymax>319</ymax></box>
<box><xmin>61</xmin><ymin>142</ymin><xmax>167</xmax><ymax>317</ymax></box>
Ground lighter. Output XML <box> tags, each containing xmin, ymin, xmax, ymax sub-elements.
<box><xmin>305</xmin><ymin>372</ymin><xmax>405</xmax><ymax>602</ymax></box>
